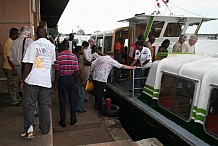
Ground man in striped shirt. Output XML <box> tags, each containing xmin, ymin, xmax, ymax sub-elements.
<box><xmin>54</xmin><ymin>39</ymin><xmax>79</xmax><ymax>127</ymax></box>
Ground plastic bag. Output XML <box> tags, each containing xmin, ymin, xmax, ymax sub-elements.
<box><xmin>85</xmin><ymin>79</ymin><xmax>94</xmax><ymax>91</ymax></box>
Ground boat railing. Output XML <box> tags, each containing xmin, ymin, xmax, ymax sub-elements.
<box><xmin>131</xmin><ymin>67</ymin><xmax>147</xmax><ymax>98</ymax></box>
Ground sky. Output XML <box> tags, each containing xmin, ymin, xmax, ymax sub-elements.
<box><xmin>57</xmin><ymin>0</ymin><xmax>218</xmax><ymax>34</ymax></box>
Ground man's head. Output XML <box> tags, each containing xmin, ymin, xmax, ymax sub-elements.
<box><xmin>36</xmin><ymin>25</ymin><xmax>47</xmax><ymax>39</ymax></box>
<box><xmin>88</xmin><ymin>38</ymin><xmax>95</xmax><ymax>47</ymax></box>
<box><xmin>138</xmin><ymin>35</ymin><xmax>144</xmax><ymax>42</ymax></box>
<box><xmin>82</xmin><ymin>41</ymin><xmax>89</xmax><ymax>49</ymax></box>
<box><xmin>69</xmin><ymin>33</ymin><xmax>74</xmax><ymax>41</ymax></box>
<box><xmin>189</xmin><ymin>35</ymin><xmax>198</xmax><ymax>46</ymax></box>
<box><xmin>20</xmin><ymin>26</ymin><xmax>31</xmax><ymax>37</ymax></box>
<box><xmin>75</xmin><ymin>45</ymin><xmax>83</xmax><ymax>55</ymax></box>
<box><xmin>61</xmin><ymin>39</ymin><xmax>69</xmax><ymax>51</ymax></box>
<box><xmin>179</xmin><ymin>34</ymin><xmax>187</xmax><ymax>44</ymax></box>
<box><xmin>9</xmin><ymin>28</ymin><xmax>19</xmax><ymax>40</ymax></box>
<box><xmin>148</xmin><ymin>35</ymin><xmax>155</xmax><ymax>44</ymax></box>
<box><xmin>136</xmin><ymin>40</ymin><xmax>144</xmax><ymax>50</ymax></box>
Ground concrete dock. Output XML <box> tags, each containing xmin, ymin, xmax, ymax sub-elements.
<box><xmin>0</xmin><ymin>90</ymin><xmax>163</xmax><ymax>146</ymax></box>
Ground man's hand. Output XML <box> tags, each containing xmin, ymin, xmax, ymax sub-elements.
<box><xmin>54</xmin><ymin>81</ymin><xmax>58</xmax><ymax>90</ymax></box>
<box><xmin>19</xmin><ymin>80</ymin><xmax>24</xmax><ymax>92</ymax></box>
<box><xmin>132</xmin><ymin>66</ymin><xmax>137</xmax><ymax>70</ymax></box>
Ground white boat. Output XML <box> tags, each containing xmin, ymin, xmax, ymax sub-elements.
<box><xmin>93</xmin><ymin>13</ymin><xmax>218</xmax><ymax>145</ymax></box>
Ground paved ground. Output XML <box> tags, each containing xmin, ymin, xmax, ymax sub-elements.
<box><xmin>52</xmin><ymin>91</ymin><xmax>131</xmax><ymax>146</ymax></box>
<box><xmin>0</xmin><ymin>90</ymin><xmax>163</xmax><ymax>146</ymax></box>
<box><xmin>0</xmin><ymin>92</ymin><xmax>53</xmax><ymax>146</ymax></box>
<box><xmin>0</xmin><ymin>91</ymin><xmax>131</xmax><ymax>146</ymax></box>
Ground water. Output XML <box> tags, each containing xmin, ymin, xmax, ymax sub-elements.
<box><xmin>195</xmin><ymin>39</ymin><xmax>218</xmax><ymax>54</ymax></box>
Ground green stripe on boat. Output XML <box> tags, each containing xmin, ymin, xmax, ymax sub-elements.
<box><xmin>196</xmin><ymin>108</ymin><xmax>206</xmax><ymax>115</ymax></box>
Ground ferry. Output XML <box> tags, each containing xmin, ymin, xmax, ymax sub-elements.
<box><xmin>91</xmin><ymin>14</ymin><xmax>218</xmax><ymax>145</ymax></box>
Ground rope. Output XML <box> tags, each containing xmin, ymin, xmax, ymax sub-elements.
<box><xmin>168</xmin><ymin>2</ymin><xmax>206</xmax><ymax>17</ymax></box>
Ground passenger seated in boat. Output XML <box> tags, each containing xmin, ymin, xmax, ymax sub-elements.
<box><xmin>155</xmin><ymin>39</ymin><xmax>170</xmax><ymax>61</ymax></box>
<box><xmin>172</xmin><ymin>34</ymin><xmax>187</xmax><ymax>52</ymax></box>
<box><xmin>182</xmin><ymin>34</ymin><xmax>198</xmax><ymax>53</ymax></box>
<box><xmin>130</xmin><ymin>40</ymin><xmax>152</xmax><ymax>92</ymax></box>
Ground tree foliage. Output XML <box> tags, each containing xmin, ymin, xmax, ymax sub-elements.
<box><xmin>48</xmin><ymin>25</ymin><xmax>59</xmax><ymax>39</ymax></box>
<box><xmin>77</xmin><ymin>29</ymin><xmax>85</xmax><ymax>35</ymax></box>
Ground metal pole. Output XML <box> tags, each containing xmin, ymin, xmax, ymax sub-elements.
<box><xmin>132</xmin><ymin>68</ymin><xmax>135</xmax><ymax>98</ymax></box>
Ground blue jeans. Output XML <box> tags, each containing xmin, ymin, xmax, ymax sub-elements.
<box><xmin>58</xmin><ymin>75</ymin><xmax>77</xmax><ymax>124</ymax></box>
<box><xmin>76</xmin><ymin>81</ymin><xmax>85</xmax><ymax>111</ymax></box>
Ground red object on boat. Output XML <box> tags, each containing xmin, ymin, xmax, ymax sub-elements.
<box><xmin>106</xmin><ymin>98</ymin><xmax>111</xmax><ymax>110</ymax></box>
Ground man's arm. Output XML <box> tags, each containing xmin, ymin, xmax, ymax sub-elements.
<box><xmin>8</xmin><ymin>57</ymin><xmax>17</xmax><ymax>75</ymax></box>
<box><xmin>130</xmin><ymin>59</ymin><xmax>137</xmax><ymax>66</ymax></box>
<box><xmin>121</xmin><ymin>64</ymin><xmax>136</xmax><ymax>70</ymax></box>
<box><xmin>19</xmin><ymin>63</ymin><xmax>32</xmax><ymax>91</ymax></box>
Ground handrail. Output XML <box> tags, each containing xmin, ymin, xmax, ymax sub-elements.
<box><xmin>132</xmin><ymin>67</ymin><xmax>147</xmax><ymax>98</ymax></box>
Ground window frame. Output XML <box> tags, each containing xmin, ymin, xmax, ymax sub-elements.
<box><xmin>158</xmin><ymin>72</ymin><xmax>196</xmax><ymax>121</ymax></box>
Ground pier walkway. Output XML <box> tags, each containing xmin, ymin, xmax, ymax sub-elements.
<box><xmin>0</xmin><ymin>89</ymin><xmax>163</xmax><ymax>146</ymax></box>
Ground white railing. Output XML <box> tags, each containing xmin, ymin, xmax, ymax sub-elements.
<box><xmin>131</xmin><ymin>67</ymin><xmax>148</xmax><ymax>98</ymax></box>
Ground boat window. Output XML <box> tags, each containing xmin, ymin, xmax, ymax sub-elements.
<box><xmin>104</xmin><ymin>36</ymin><xmax>112</xmax><ymax>54</ymax></box>
<box><xmin>163</xmin><ymin>23</ymin><xmax>185</xmax><ymax>37</ymax></box>
<box><xmin>205</xmin><ymin>88</ymin><xmax>218</xmax><ymax>138</ymax></box>
<box><xmin>96</xmin><ymin>37</ymin><xmax>103</xmax><ymax>48</ymax></box>
<box><xmin>159</xmin><ymin>74</ymin><xmax>194</xmax><ymax>120</ymax></box>
<box><xmin>186</xmin><ymin>23</ymin><xmax>198</xmax><ymax>34</ymax></box>
<box><xmin>136</xmin><ymin>23</ymin><xmax>147</xmax><ymax>38</ymax></box>
<box><xmin>149</xmin><ymin>21</ymin><xmax>165</xmax><ymax>38</ymax></box>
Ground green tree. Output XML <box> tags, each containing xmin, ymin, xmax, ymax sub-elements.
<box><xmin>77</xmin><ymin>29</ymin><xmax>85</xmax><ymax>35</ymax></box>
<box><xmin>48</xmin><ymin>25</ymin><xmax>59</xmax><ymax>39</ymax></box>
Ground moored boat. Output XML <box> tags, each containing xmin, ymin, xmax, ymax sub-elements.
<box><xmin>92</xmin><ymin>13</ymin><xmax>218</xmax><ymax>145</ymax></box>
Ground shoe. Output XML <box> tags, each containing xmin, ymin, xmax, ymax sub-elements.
<box><xmin>11</xmin><ymin>103</ymin><xmax>21</xmax><ymax>106</ymax></box>
<box><xmin>95</xmin><ymin>106</ymin><xmax>100</xmax><ymax>110</ymax></box>
<box><xmin>21</xmin><ymin>131</ymin><xmax>35</xmax><ymax>139</ymax></box>
<box><xmin>59</xmin><ymin>121</ymin><xmax>66</xmax><ymax>128</ymax></box>
<box><xmin>35</xmin><ymin>113</ymin><xmax>39</xmax><ymax>117</ymax></box>
<box><xmin>70</xmin><ymin>119</ymin><xmax>77</xmax><ymax>125</ymax></box>
<box><xmin>76</xmin><ymin>109</ymin><xmax>86</xmax><ymax>113</ymax></box>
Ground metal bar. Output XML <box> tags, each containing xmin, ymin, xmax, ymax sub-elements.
<box><xmin>194</xmin><ymin>18</ymin><xmax>204</xmax><ymax>34</ymax></box>
<box><xmin>132</xmin><ymin>69</ymin><xmax>135</xmax><ymax>98</ymax></box>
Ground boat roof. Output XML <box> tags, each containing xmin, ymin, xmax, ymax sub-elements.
<box><xmin>118</xmin><ymin>14</ymin><xmax>217</xmax><ymax>23</ymax></box>
<box><xmin>144</xmin><ymin>54</ymin><xmax>218</xmax><ymax>114</ymax></box>
<box><xmin>159</xmin><ymin>54</ymin><xmax>218</xmax><ymax>81</ymax></box>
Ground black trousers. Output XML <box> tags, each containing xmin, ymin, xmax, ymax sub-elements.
<box><xmin>58</xmin><ymin>75</ymin><xmax>77</xmax><ymax>124</ymax></box>
<box><xmin>93</xmin><ymin>80</ymin><xmax>106</xmax><ymax>109</ymax></box>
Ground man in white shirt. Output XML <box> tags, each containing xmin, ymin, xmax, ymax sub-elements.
<box><xmin>182</xmin><ymin>34</ymin><xmax>198</xmax><ymax>53</ymax></box>
<box><xmin>91</xmin><ymin>52</ymin><xmax>136</xmax><ymax>109</ymax></box>
<box><xmin>130</xmin><ymin>40</ymin><xmax>152</xmax><ymax>92</ymax></box>
<box><xmin>19</xmin><ymin>25</ymin><xmax>56</xmax><ymax>139</ymax></box>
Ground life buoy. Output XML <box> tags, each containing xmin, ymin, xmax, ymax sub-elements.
<box><xmin>99</xmin><ymin>104</ymin><xmax>121</xmax><ymax>117</ymax></box>
<box><xmin>162</xmin><ymin>0</ymin><xmax>169</xmax><ymax>4</ymax></box>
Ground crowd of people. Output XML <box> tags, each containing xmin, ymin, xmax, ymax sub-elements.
<box><xmin>1</xmin><ymin>24</ymin><xmax>198</xmax><ymax>139</ymax></box>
